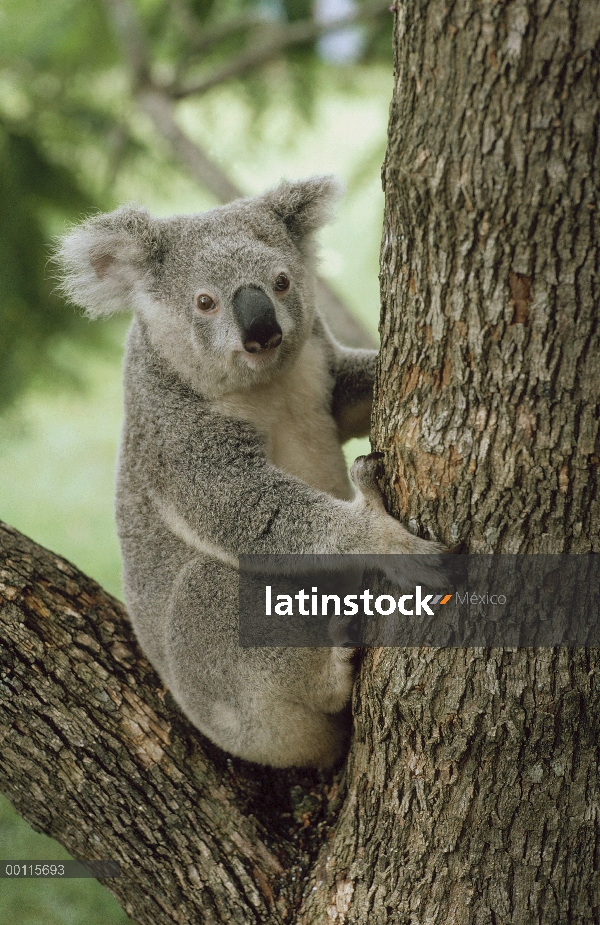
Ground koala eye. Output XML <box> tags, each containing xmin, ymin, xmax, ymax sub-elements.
<box><xmin>274</xmin><ymin>273</ymin><xmax>290</xmax><ymax>293</ymax></box>
<box><xmin>195</xmin><ymin>293</ymin><xmax>216</xmax><ymax>312</ymax></box>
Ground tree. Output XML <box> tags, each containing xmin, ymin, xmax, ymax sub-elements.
<box><xmin>1</xmin><ymin>0</ymin><xmax>599</xmax><ymax>923</ymax></box>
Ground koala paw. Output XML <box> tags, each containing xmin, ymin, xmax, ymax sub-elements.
<box><xmin>349</xmin><ymin>452</ymin><xmax>448</xmax><ymax>589</ymax></box>
<box><xmin>350</xmin><ymin>452</ymin><xmax>386</xmax><ymax>508</ymax></box>
<box><xmin>380</xmin><ymin>519</ymin><xmax>448</xmax><ymax>590</ymax></box>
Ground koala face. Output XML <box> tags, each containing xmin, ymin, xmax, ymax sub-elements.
<box><xmin>138</xmin><ymin>206</ymin><xmax>313</xmax><ymax>395</ymax></box>
<box><xmin>57</xmin><ymin>177</ymin><xmax>342</xmax><ymax>398</ymax></box>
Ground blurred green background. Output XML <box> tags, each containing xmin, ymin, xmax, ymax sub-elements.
<box><xmin>0</xmin><ymin>0</ymin><xmax>391</xmax><ymax>921</ymax></box>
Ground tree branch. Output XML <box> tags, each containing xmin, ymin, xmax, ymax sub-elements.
<box><xmin>0</xmin><ymin>521</ymin><xmax>342</xmax><ymax>925</ymax></box>
<box><xmin>168</xmin><ymin>3</ymin><xmax>266</xmax><ymax>58</ymax></box>
<box><xmin>102</xmin><ymin>0</ymin><xmax>149</xmax><ymax>85</ymax></box>
<box><xmin>138</xmin><ymin>88</ymin><xmax>244</xmax><ymax>203</ymax></box>
<box><xmin>168</xmin><ymin>0</ymin><xmax>392</xmax><ymax>100</ymax></box>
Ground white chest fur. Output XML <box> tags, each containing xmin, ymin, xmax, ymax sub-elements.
<box><xmin>215</xmin><ymin>340</ymin><xmax>353</xmax><ymax>501</ymax></box>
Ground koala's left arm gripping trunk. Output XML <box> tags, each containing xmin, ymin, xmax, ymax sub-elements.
<box><xmin>331</xmin><ymin>347</ymin><xmax>378</xmax><ymax>443</ymax></box>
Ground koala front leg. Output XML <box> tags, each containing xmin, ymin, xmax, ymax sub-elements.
<box><xmin>350</xmin><ymin>452</ymin><xmax>446</xmax><ymax>587</ymax></box>
<box><xmin>331</xmin><ymin>347</ymin><xmax>378</xmax><ymax>442</ymax></box>
<box><xmin>139</xmin><ymin>372</ymin><xmax>442</xmax><ymax>563</ymax></box>
<box><xmin>164</xmin><ymin>555</ymin><xmax>353</xmax><ymax>768</ymax></box>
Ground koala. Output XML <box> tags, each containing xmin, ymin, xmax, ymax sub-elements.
<box><xmin>57</xmin><ymin>177</ymin><xmax>440</xmax><ymax>768</ymax></box>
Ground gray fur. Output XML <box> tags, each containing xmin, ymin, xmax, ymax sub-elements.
<box><xmin>57</xmin><ymin>177</ymin><xmax>440</xmax><ymax>768</ymax></box>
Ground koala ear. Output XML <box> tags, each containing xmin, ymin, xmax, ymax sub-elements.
<box><xmin>261</xmin><ymin>176</ymin><xmax>343</xmax><ymax>241</ymax></box>
<box><xmin>55</xmin><ymin>206</ymin><xmax>161</xmax><ymax>317</ymax></box>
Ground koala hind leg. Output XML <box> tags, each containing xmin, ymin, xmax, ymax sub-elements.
<box><xmin>164</xmin><ymin>557</ymin><xmax>354</xmax><ymax>768</ymax></box>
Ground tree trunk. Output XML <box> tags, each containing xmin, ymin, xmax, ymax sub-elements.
<box><xmin>299</xmin><ymin>1</ymin><xmax>600</xmax><ymax>922</ymax></box>
<box><xmin>1</xmin><ymin>2</ymin><xmax>599</xmax><ymax>923</ymax></box>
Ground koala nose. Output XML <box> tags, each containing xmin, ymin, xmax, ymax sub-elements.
<box><xmin>233</xmin><ymin>286</ymin><xmax>283</xmax><ymax>353</ymax></box>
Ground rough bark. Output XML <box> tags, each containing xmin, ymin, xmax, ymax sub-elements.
<box><xmin>375</xmin><ymin>0</ymin><xmax>599</xmax><ymax>554</ymax></box>
<box><xmin>297</xmin><ymin>1</ymin><xmax>600</xmax><ymax>922</ymax></box>
<box><xmin>2</xmin><ymin>2</ymin><xmax>599</xmax><ymax>924</ymax></box>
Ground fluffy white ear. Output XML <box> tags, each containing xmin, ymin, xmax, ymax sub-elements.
<box><xmin>55</xmin><ymin>206</ymin><xmax>160</xmax><ymax>317</ymax></box>
<box><xmin>261</xmin><ymin>176</ymin><xmax>343</xmax><ymax>241</ymax></box>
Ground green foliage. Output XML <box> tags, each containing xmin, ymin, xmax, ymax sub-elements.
<box><xmin>0</xmin><ymin>0</ymin><xmax>123</xmax><ymax>411</ymax></box>
<box><xmin>0</xmin><ymin>119</ymin><xmax>107</xmax><ymax>409</ymax></box>
<box><xmin>186</xmin><ymin>0</ymin><xmax>218</xmax><ymax>20</ymax></box>
<box><xmin>283</xmin><ymin>0</ymin><xmax>313</xmax><ymax>22</ymax></box>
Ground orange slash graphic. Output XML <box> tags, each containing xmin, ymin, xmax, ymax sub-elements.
<box><xmin>440</xmin><ymin>594</ymin><xmax>452</xmax><ymax>605</ymax></box>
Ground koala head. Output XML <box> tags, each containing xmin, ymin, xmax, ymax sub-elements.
<box><xmin>57</xmin><ymin>176</ymin><xmax>342</xmax><ymax>397</ymax></box>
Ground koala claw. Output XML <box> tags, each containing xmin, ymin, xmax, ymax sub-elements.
<box><xmin>350</xmin><ymin>453</ymin><xmax>385</xmax><ymax>505</ymax></box>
